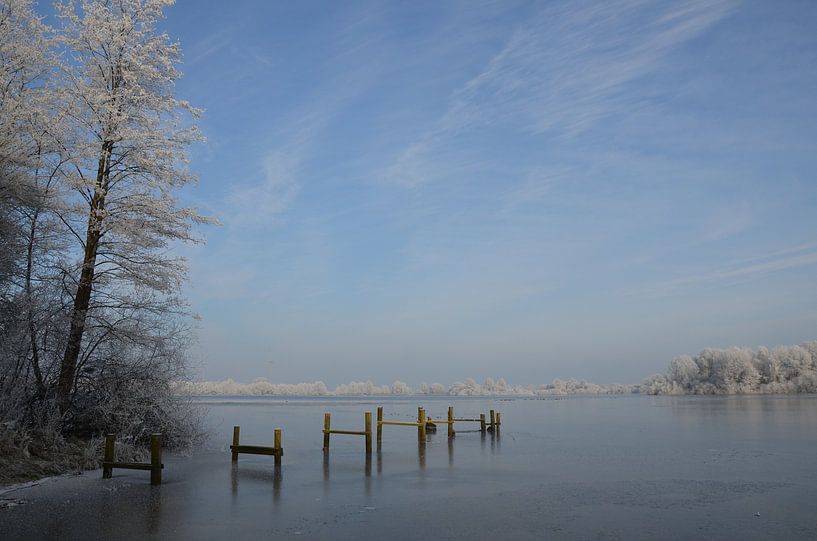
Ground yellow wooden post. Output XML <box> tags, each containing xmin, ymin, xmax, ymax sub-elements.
<box><xmin>418</xmin><ymin>407</ymin><xmax>426</xmax><ymax>441</ymax></box>
<box><xmin>490</xmin><ymin>409</ymin><xmax>496</xmax><ymax>431</ymax></box>
<box><xmin>496</xmin><ymin>412</ymin><xmax>502</xmax><ymax>430</ymax></box>
<box><xmin>447</xmin><ymin>406</ymin><xmax>455</xmax><ymax>438</ymax></box>
<box><xmin>323</xmin><ymin>413</ymin><xmax>331</xmax><ymax>450</ymax></box>
<box><xmin>376</xmin><ymin>406</ymin><xmax>383</xmax><ymax>446</ymax></box>
<box><xmin>480</xmin><ymin>413</ymin><xmax>486</xmax><ymax>432</ymax></box>
<box><xmin>231</xmin><ymin>426</ymin><xmax>240</xmax><ymax>462</ymax></box>
<box><xmin>103</xmin><ymin>434</ymin><xmax>115</xmax><ymax>479</ymax></box>
<box><xmin>274</xmin><ymin>428</ymin><xmax>282</xmax><ymax>467</ymax></box>
<box><xmin>365</xmin><ymin>411</ymin><xmax>372</xmax><ymax>455</ymax></box>
<box><xmin>150</xmin><ymin>433</ymin><xmax>162</xmax><ymax>486</ymax></box>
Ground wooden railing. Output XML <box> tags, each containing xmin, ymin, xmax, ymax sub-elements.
<box><xmin>230</xmin><ymin>426</ymin><xmax>283</xmax><ymax>467</ymax></box>
<box><xmin>102</xmin><ymin>433</ymin><xmax>163</xmax><ymax>485</ymax></box>
<box><xmin>322</xmin><ymin>412</ymin><xmax>373</xmax><ymax>454</ymax></box>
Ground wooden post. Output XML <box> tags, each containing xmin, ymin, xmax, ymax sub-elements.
<box><xmin>496</xmin><ymin>412</ymin><xmax>502</xmax><ymax>430</ymax></box>
<box><xmin>418</xmin><ymin>407</ymin><xmax>426</xmax><ymax>441</ymax></box>
<box><xmin>490</xmin><ymin>409</ymin><xmax>496</xmax><ymax>431</ymax></box>
<box><xmin>274</xmin><ymin>428</ymin><xmax>282</xmax><ymax>467</ymax></box>
<box><xmin>447</xmin><ymin>406</ymin><xmax>455</xmax><ymax>438</ymax></box>
<box><xmin>103</xmin><ymin>434</ymin><xmax>115</xmax><ymax>479</ymax></box>
<box><xmin>376</xmin><ymin>406</ymin><xmax>383</xmax><ymax>447</ymax></box>
<box><xmin>480</xmin><ymin>413</ymin><xmax>486</xmax><ymax>433</ymax></box>
<box><xmin>150</xmin><ymin>433</ymin><xmax>162</xmax><ymax>486</ymax></box>
<box><xmin>365</xmin><ymin>411</ymin><xmax>372</xmax><ymax>455</ymax></box>
<box><xmin>323</xmin><ymin>413</ymin><xmax>331</xmax><ymax>450</ymax></box>
<box><xmin>231</xmin><ymin>426</ymin><xmax>240</xmax><ymax>463</ymax></box>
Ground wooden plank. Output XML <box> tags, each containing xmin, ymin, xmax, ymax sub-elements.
<box><xmin>105</xmin><ymin>462</ymin><xmax>164</xmax><ymax>471</ymax></box>
<box><xmin>103</xmin><ymin>434</ymin><xmax>115</xmax><ymax>479</ymax></box>
<box><xmin>232</xmin><ymin>426</ymin><xmax>240</xmax><ymax>462</ymax></box>
<box><xmin>150</xmin><ymin>433</ymin><xmax>162</xmax><ymax>485</ymax></box>
<box><xmin>274</xmin><ymin>428</ymin><xmax>282</xmax><ymax>467</ymax></box>
<box><xmin>327</xmin><ymin>429</ymin><xmax>367</xmax><ymax>436</ymax></box>
<box><xmin>231</xmin><ymin>445</ymin><xmax>283</xmax><ymax>456</ymax></box>
<box><xmin>365</xmin><ymin>412</ymin><xmax>372</xmax><ymax>455</ymax></box>
<box><xmin>454</xmin><ymin>418</ymin><xmax>482</xmax><ymax>422</ymax></box>
<box><xmin>376</xmin><ymin>407</ymin><xmax>383</xmax><ymax>445</ymax></box>
<box><xmin>380</xmin><ymin>421</ymin><xmax>420</xmax><ymax>427</ymax></box>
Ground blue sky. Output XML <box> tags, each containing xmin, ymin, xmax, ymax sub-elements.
<box><xmin>145</xmin><ymin>0</ymin><xmax>817</xmax><ymax>385</ymax></box>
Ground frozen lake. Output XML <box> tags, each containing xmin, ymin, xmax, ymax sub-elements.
<box><xmin>2</xmin><ymin>395</ymin><xmax>816</xmax><ymax>539</ymax></box>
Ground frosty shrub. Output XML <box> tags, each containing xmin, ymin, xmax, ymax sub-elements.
<box><xmin>643</xmin><ymin>341</ymin><xmax>817</xmax><ymax>395</ymax></box>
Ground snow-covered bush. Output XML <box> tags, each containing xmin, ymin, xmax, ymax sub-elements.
<box><xmin>645</xmin><ymin>341</ymin><xmax>817</xmax><ymax>395</ymax></box>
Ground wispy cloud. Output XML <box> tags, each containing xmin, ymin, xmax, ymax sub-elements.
<box><xmin>386</xmin><ymin>0</ymin><xmax>738</xmax><ymax>187</ymax></box>
<box><xmin>227</xmin><ymin>150</ymin><xmax>301</xmax><ymax>228</ymax></box>
<box><xmin>223</xmin><ymin>98</ymin><xmax>332</xmax><ymax>229</ymax></box>
<box><xmin>222</xmin><ymin>13</ymin><xmax>387</xmax><ymax>229</ymax></box>
<box><xmin>185</xmin><ymin>27</ymin><xmax>237</xmax><ymax>66</ymax></box>
<box><xmin>499</xmin><ymin>166</ymin><xmax>573</xmax><ymax>213</ymax></box>
<box><xmin>630</xmin><ymin>241</ymin><xmax>817</xmax><ymax>296</ymax></box>
<box><xmin>702</xmin><ymin>200</ymin><xmax>753</xmax><ymax>241</ymax></box>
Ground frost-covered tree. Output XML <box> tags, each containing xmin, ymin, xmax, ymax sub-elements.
<box><xmin>0</xmin><ymin>0</ymin><xmax>65</xmax><ymax>396</ymax></box>
<box><xmin>0</xmin><ymin>0</ymin><xmax>50</xmax><ymax>289</ymax></box>
<box><xmin>644</xmin><ymin>341</ymin><xmax>817</xmax><ymax>395</ymax></box>
<box><xmin>1</xmin><ymin>0</ymin><xmax>207</xmax><ymax>476</ymax></box>
<box><xmin>53</xmin><ymin>0</ymin><xmax>209</xmax><ymax>410</ymax></box>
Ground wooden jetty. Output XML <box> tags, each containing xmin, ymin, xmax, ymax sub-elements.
<box><xmin>103</xmin><ymin>433</ymin><xmax>163</xmax><ymax>485</ymax></box>
<box><xmin>230</xmin><ymin>426</ymin><xmax>283</xmax><ymax>467</ymax></box>
<box><xmin>323</xmin><ymin>411</ymin><xmax>373</xmax><ymax>454</ymax></box>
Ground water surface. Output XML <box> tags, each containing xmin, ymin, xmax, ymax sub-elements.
<box><xmin>1</xmin><ymin>395</ymin><xmax>816</xmax><ymax>539</ymax></box>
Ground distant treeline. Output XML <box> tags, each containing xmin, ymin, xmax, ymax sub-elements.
<box><xmin>176</xmin><ymin>377</ymin><xmax>636</xmax><ymax>397</ymax></box>
<box><xmin>180</xmin><ymin>341</ymin><xmax>817</xmax><ymax>397</ymax></box>
<box><xmin>642</xmin><ymin>341</ymin><xmax>817</xmax><ymax>395</ymax></box>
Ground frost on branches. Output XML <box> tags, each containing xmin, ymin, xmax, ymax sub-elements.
<box><xmin>1</xmin><ymin>0</ymin><xmax>210</xmax><ymax>462</ymax></box>
<box><xmin>54</xmin><ymin>0</ymin><xmax>212</xmax><ymax>411</ymax></box>
<box><xmin>643</xmin><ymin>341</ymin><xmax>817</xmax><ymax>395</ymax></box>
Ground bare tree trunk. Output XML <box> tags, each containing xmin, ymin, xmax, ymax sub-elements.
<box><xmin>56</xmin><ymin>140</ymin><xmax>112</xmax><ymax>411</ymax></box>
<box><xmin>25</xmin><ymin>206</ymin><xmax>45</xmax><ymax>395</ymax></box>
<box><xmin>25</xmin><ymin>145</ymin><xmax>46</xmax><ymax>395</ymax></box>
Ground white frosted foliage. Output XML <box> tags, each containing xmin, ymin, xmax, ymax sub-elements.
<box><xmin>643</xmin><ymin>341</ymin><xmax>817</xmax><ymax>395</ymax></box>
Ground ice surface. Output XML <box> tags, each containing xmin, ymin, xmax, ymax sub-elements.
<box><xmin>1</xmin><ymin>395</ymin><xmax>816</xmax><ymax>540</ymax></box>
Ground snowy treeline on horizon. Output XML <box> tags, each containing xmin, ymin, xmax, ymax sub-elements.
<box><xmin>174</xmin><ymin>376</ymin><xmax>636</xmax><ymax>397</ymax></box>
<box><xmin>643</xmin><ymin>341</ymin><xmax>817</xmax><ymax>395</ymax></box>
<box><xmin>177</xmin><ymin>340</ymin><xmax>817</xmax><ymax>397</ymax></box>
